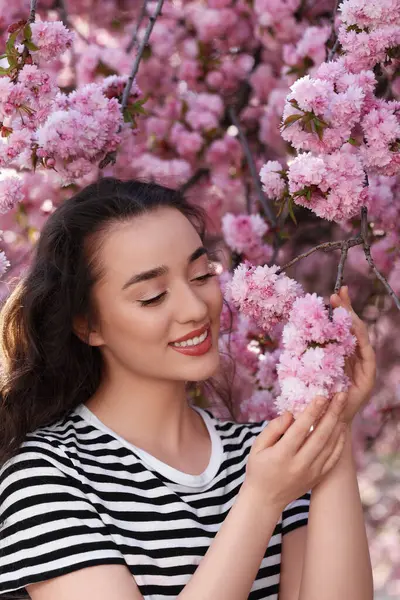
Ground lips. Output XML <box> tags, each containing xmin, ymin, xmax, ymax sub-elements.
<box><xmin>170</xmin><ymin>323</ymin><xmax>210</xmax><ymax>344</ymax></box>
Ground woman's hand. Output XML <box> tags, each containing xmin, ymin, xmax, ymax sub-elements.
<box><xmin>245</xmin><ymin>393</ymin><xmax>348</xmax><ymax>512</ymax></box>
<box><xmin>330</xmin><ymin>286</ymin><xmax>377</xmax><ymax>425</ymax></box>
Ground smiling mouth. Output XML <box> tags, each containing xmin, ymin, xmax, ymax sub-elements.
<box><xmin>170</xmin><ymin>328</ymin><xmax>209</xmax><ymax>348</ymax></box>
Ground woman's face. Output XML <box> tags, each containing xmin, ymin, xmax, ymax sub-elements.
<box><xmin>87</xmin><ymin>206</ymin><xmax>223</xmax><ymax>383</ymax></box>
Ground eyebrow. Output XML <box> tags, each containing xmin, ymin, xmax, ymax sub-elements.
<box><xmin>122</xmin><ymin>246</ymin><xmax>209</xmax><ymax>290</ymax></box>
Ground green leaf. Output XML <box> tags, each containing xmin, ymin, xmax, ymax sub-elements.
<box><xmin>302</xmin><ymin>118</ymin><xmax>313</xmax><ymax>133</ymax></box>
<box><xmin>123</xmin><ymin>107</ymin><xmax>134</xmax><ymax>124</ymax></box>
<box><xmin>24</xmin><ymin>40</ymin><xmax>39</xmax><ymax>52</ymax></box>
<box><xmin>306</xmin><ymin>188</ymin><xmax>311</xmax><ymax>201</ymax></box>
<box><xmin>348</xmin><ymin>136</ymin><xmax>360</xmax><ymax>146</ymax></box>
<box><xmin>314</xmin><ymin>119</ymin><xmax>324</xmax><ymax>141</ymax></box>
<box><xmin>7</xmin><ymin>53</ymin><xmax>18</xmax><ymax>69</ymax></box>
<box><xmin>6</xmin><ymin>30</ymin><xmax>19</xmax><ymax>55</ymax></box>
<box><xmin>0</xmin><ymin>66</ymin><xmax>10</xmax><ymax>75</ymax></box>
<box><xmin>288</xmin><ymin>197</ymin><xmax>297</xmax><ymax>225</ymax></box>
<box><xmin>23</xmin><ymin>23</ymin><xmax>32</xmax><ymax>41</ymax></box>
<box><xmin>282</xmin><ymin>113</ymin><xmax>303</xmax><ymax>129</ymax></box>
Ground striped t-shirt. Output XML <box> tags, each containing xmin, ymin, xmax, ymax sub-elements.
<box><xmin>0</xmin><ymin>403</ymin><xmax>310</xmax><ymax>599</ymax></box>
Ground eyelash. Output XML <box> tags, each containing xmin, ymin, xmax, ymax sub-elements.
<box><xmin>139</xmin><ymin>273</ymin><xmax>216</xmax><ymax>307</ymax></box>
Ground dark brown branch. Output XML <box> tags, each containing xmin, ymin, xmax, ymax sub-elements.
<box><xmin>278</xmin><ymin>204</ymin><xmax>400</xmax><ymax>311</ymax></box>
<box><xmin>333</xmin><ymin>241</ymin><xmax>349</xmax><ymax>294</ymax></box>
<box><xmin>360</xmin><ymin>206</ymin><xmax>400</xmax><ymax>310</ymax></box>
<box><xmin>126</xmin><ymin>0</ymin><xmax>148</xmax><ymax>53</ymax></box>
<box><xmin>121</xmin><ymin>0</ymin><xmax>164</xmax><ymax>112</ymax></box>
<box><xmin>277</xmin><ymin>237</ymin><xmax>362</xmax><ymax>273</ymax></box>
<box><xmin>100</xmin><ymin>0</ymin><xmax>165</xmax><ymax>169</ymax></box>
<box><xmin>29</xmin><ymin>0</ymin><xmax>38</xmax><ymax>23</ymax></box>
<box><xmin>228</xmin><ymin>106</ymin><xmax>277</xmax><ymax>227</ymax></box>
<box><xmin>328</xmin><ymin>240</ymin><xmax>349</xmax><ymax>319</ymax></box>
<box><xmin>179</xmin><ymin>168</ymin><xmax>210</xmax><ymax>194</ymax></box>
<box><xmin>327</xmin><ymin>0</ymin><xmax>340</xmax><ymax>62</ymax></box>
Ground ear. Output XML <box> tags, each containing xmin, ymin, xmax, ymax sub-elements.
<box><xmin>73</xmin><ymin>315</ymin><xmax>104</xmax><ymax>347</ymax></box>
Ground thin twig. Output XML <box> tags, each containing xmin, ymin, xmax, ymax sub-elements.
<box><xmin>100</xmin><ymin>0</ymin><xmax>165</xmax><ymax>169</ymax></box>
<box><xmin>54</xmin><ymin>0</ymin><xmax>70</xmax><ymax>26</ymax></box>
<box><xmin>277</xmin><ymin>237</ymin><xmax>362</xmax><ymax>273</ymax></box>
<box><xmin>334</xmin><ymin>241</ymin><xmax>349</xmax><ymax>294</ymax></box>
<box><xmin>179</xmin><ymin>168</ymin><xmax>210</xmax><ymax>194</ymax></box>
<box><xmin>328</xmin><ymin>241</ymin><xmax>349</xmax><ymax>319</ymax></box>
<box><xmin>228</xmin><ymin>106</ymin><xmax>277</xmax><ymax>227</ymax></box>
<box><xmin>121</xmin><ymin>0</ymin><xmax>164</xmax><ymax>112</ymax></box>
<box><xmin>126</xmin><ymin>0</ymin><xmax>148</xmax><ymax>53</ymax></box>
<box><xmin>327</xmin><ymin>0</ymin><xmax>340</xmax><ymax>62</ymax></box>
<box><xmin>360</xmin><ymin>206</ymin><xmax>400</xmax><ymax>310</ymax></box>
<box><xmin>29</xmin><ymin>0</ymin><xmax>38</xmax><ymax>23</ymax></box>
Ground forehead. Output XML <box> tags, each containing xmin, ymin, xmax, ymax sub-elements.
<box><xmin>96</xmin><ymin>207</ymin><xmax>202</xmax><ymax>278</ymax></box>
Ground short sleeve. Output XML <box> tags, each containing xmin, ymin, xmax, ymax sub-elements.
<box><xmin>281</xmin><ymin>491</ymin><xmax>311</xmax><ymax>536</ymax></box>
<box><xmin>0</xmin><ymin>448</ymin><xmax>125</xmax><ymax>595</ymax></box>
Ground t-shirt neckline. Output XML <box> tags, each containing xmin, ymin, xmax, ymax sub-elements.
<box><xmin>74</xmin><ymin>403</ymin><xmax>224</xmax><ymax>489</ymax></box>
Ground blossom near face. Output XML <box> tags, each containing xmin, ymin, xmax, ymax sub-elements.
<box><xmin>87</xmin><ymin>207</ymin><xmax>223</xmax><ymax>383</ymax></box>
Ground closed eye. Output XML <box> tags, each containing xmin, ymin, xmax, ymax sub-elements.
<box><xmin>194</xmin><ymin>273</ymin><xmax>216</xmax><ymax>282</ymax></box>
<box><xmin>139</xmin><ymin>273</ymin><xmax>216</xmax><ymax>307</ymax></box>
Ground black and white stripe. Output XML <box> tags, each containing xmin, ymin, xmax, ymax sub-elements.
<box><xmin>0</xmin><ymin>405</ymin><xmax>310</xmax><ymax>599</ymax></box>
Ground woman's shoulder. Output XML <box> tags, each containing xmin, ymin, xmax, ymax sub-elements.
<box><xmin>0</xmin><ymin>408</ymin><xmax>84</xmax><ymax>484</ymax></box>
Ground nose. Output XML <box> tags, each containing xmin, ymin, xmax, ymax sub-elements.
<box><xmin>174</xmin><ymin>280</ymin><xmax>209</xmax><ymax>324</ymax></box>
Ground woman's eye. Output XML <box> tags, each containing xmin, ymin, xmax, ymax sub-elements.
<box><xmin>139</xmin><ymin>273</ymin><xmax>216</xmax><ymax>307</ymax></box>
<box><xmin>139</xmin><ymin>292</ymin><xmax>167</xmax><ymax>307</ymax></box>
<box><xmin>194</xmin><ymin>273</ymin><xmax>216</xmax><ymax>282</ymax></box>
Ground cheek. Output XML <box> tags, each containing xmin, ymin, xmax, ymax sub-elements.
<box><xmin>100</xmin><ymin>299</ymin><xmax>169</xmax><ymax>347</ymax></box>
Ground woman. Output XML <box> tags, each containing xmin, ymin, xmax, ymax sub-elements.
<box><xmin>0</xmin><ymin>178</ymin><xmax>375</xmax><ymax>600</ymax></box>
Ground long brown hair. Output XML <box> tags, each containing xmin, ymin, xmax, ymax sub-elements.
<box><xmin>0</xmin><ymin>177</ymin><xmax>235</xmax><ymax>467</ymax></box>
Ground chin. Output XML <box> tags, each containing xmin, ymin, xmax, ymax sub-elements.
<box><xmin>182</xmin><ymin>351</ymin><xmax>221</xmax><ymax>382</ymax></box>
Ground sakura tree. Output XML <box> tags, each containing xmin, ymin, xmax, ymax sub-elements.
<box><xmin>0</xmin><ymin>0</ymin><xmax>399</xmax><ymax>595</ymax></box>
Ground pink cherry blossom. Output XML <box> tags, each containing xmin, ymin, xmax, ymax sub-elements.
<box><xmin>259</xmin><ymin>160</ymin><xmax>287</xmax><ymax>198</ymax></box>
<box><xmin>275</xmin><ymin>293</ymin><xmax>357</xmax><ymax>417</ymax></box>
<box><xmin>0</xmin><ymin>177</ymin><xmax>24</xmax><ymax>214</ymax></box>
<box><xmin>287</xmin><ymin>149</ymin><xmax>368</xmax><ymax>221</ymax></box>
<box><xmin>226</xmin><ymin>263</ymin><xmax>304</xmax><ymax>334</ymax></box>
<box><xmin>30</xmin><ymin>20</ymin><xmax>74</xmax><ymax>62</ymax></box>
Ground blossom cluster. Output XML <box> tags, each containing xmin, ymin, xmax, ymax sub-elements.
<box><xmin>287</xmin><ymin>149</ymin><xmax>369</xmax><ymax>221</ymax></box>
<box><xmin>221</xmin><ymin>213</ymin><xmax>273</xmax><ymax>265</ymax></box>
<box><xmin>36</xmin><ymin>82</ymin><xmax>123</xmax><ymax>182</ymax></box>
<box><xmin>226</xmin><ymin>263</ymin><xmax>304</xmax><ymax>334</ymax></box>
<box><xmin>30</xmin><ymin>21</ymin><xmax>74</xmax><ymax>63</ymax></box>
<box><xmin>275</xmin><ymin>294</ymin><xmax>357</xmax><ymax>417</ymax></box>
<box><xmin>338</xmin><ymin>0</ymin><xmax>400</xmax><ymax>71</ymax></box>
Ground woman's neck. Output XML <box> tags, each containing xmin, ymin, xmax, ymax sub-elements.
<box><xmin>84</xmin><ymin>371</ymin><xmax>208</xmax><ymax>460</ymax></box>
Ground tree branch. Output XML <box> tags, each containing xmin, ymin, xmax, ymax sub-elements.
<box><xmin>277</xmin><ymin>237</ymin><xmax>362</xmax><ymax>273</ymax></box>
<box><xmin>179</xmin><ymin>168</ymin><xmax>210</xmax><ymax>194</ymax></box>
<box><xmin>228</xmin><ymin>106</ymin><xmax>277</xmax><ymax>227</ymax></box>
<box><xmin>327</xmin><ymin>0</ymin><xmax>341</xmax><ymax>62</ymax></box>
<box><xmin>29</xmin><ymin>0</ymin><xmax>38</xmax><ymax>23</ymax></box>
<box><xmin>99</xmin><ymin>0</ymin><xmax>165</xmax><ymax>169</ymax></box>
<box><xmin>328</xmin><ymin>240</ymin><xmax>350</xmax><ymax>319</ymax></box>
<box><xmin>121</xmin><ymin>0</ymin><xmax>164</xmax><ymax>113</ymax></box>
<box><xmin>126</xmin><ymin>0</ymin><xmax>148</xmax><ymax>53</ymax></box>
<box><xmin>360</xmin><ymin>206</ymin><xmax>400</xmax><ymax>310</ymax></box>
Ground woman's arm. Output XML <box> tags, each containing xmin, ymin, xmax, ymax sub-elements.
<box><xmin>179</xmin><ymin>481</ymin><xmax>283</xmax><ymax>600</ymax></box>
<box><xmin>297</xmin><ymin>426</ymin><xmax>373</xmax><ymax>600</ymax></box>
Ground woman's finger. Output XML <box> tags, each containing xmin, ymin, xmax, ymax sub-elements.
<box><xmin>276</xmin><ymin>395</ymin><xmax>329</xmax><ymax>455</ymax></box>
<box><xmin>295</xmin><ymin>392</ymin><xmax>347</xmax><ymax>465</ymax></box>
<box><xmin>330</xmin><ymin>286</ymin><xmax>376</xmax><ymax>376</ymax></box>
<box><xmin>311</xmin><ymin>421</ymin><xmax>345</xmax><ymax>476</ymax></box>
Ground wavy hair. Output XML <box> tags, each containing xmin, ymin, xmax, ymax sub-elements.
<box><xmin>0</xmin><ymin>177</ymin><xmax>235</xmax><ymax>467</ymax></box>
